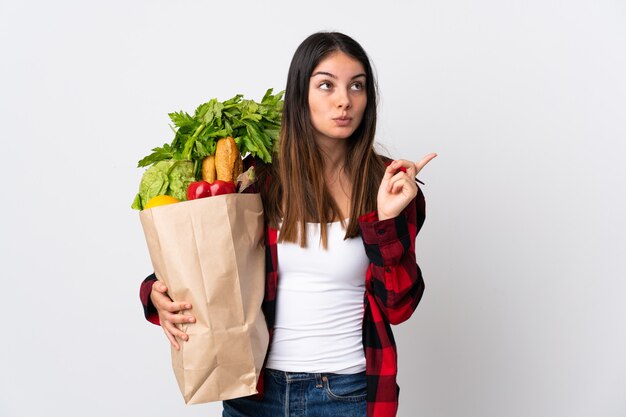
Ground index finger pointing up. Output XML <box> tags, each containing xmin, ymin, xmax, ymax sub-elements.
<box><xmin>415</xmin><ymin>153</ymin><xmax>437</xmax><ymax>174</ymax></box>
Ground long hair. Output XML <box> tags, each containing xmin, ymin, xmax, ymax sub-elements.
<box><xmin>260</xmin><ymin>31</ymin><xmax>387</xmax><ymax>248</ymax></box>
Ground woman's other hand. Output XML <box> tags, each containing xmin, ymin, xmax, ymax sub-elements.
<box><xmin>377</xmin><ymin>153</ymin><xmax>437</xmax><ymax>220</ymax></box>
<box><xmin>150</xmin><ymin>280</ymin><xmax>195</xmax><ymax>350</ymax></box>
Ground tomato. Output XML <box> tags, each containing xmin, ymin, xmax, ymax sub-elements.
<box><xmin>187</xmin><ymin>181</ymin><xmax>212</xmax><ymax>200</ymax></box>
<box><xmin>187</xmin><ymin>180</ymin><xmax>236</xmax><ymax>200</ymax></box>
<box><xmin>208</xmin><ymin>180</ymin><xmax>236</xmax><ymax>196</ymax></box>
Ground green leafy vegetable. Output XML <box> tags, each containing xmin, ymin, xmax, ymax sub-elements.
<box><xmin>137</xmin><ymin>89</ymin><xmax>284</xmax><ymax>168</ymax></box>
<box><xmin>131</xmin><ymin>160</ymin><xmax>195</xmax><ymax>210</ymax></box>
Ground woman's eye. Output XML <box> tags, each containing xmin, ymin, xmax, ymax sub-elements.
<box><xmin>351</xmin><ymin>82</ymin><xmax>364</xmax><ymax>91</ymax></box>
<box><xmin>319</xmin><ymin>82</ymin><xmax>332</xmax><ymax>90</ymax></box>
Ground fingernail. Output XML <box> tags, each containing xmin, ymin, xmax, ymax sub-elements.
<box><xmin>185</xmin><ymin>304</ymin><xmax>191</xmax><ymax>309</ymax></box>
<box><xmin>188</xmin><ymin>317</ymin><xmax>195</xmax><ymax>323</ymax></box>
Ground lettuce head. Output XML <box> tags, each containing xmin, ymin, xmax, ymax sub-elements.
<box><xmin>131</xmin><ymin>160</ymin><xmax>195</xmax><ymax>210</ymax></box>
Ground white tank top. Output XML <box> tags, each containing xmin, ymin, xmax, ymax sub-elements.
<box><xmin>265</xmin><ymin>220</ymin><xmax>369</xmax><ymax>374</ymax></box>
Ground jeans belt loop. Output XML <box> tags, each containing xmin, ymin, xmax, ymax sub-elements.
<box><xmin>315</xmin><ymin>373</ymin><xmax>323</xmax><ymax>388</ymax></box>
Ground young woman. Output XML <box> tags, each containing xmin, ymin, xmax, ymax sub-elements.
<box><xmin>140</xmin><ymin>31</ymin><xmax>436</xmax><ymax>417</ymax></box>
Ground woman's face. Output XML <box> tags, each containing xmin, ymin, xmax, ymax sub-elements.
<box><xmin>308</xmin><ymin>51</ymin><xmax>367</xmax><ymax>145</ymax></box>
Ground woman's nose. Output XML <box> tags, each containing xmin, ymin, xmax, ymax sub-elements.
<box><xmin>336</xmin><ymin>88</ymin><xmax>351</xmax><ymax>109</ymax></box>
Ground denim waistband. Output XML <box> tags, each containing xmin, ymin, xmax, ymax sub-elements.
<box><xmin>265</xmin><ymin>368</ymin><xmax>325</xmax><ymax>383</ymax></box>
<box><xmin>265</xmin><ymin>368</ymin><xmax>366</xmax><ymax>383</ymax></box>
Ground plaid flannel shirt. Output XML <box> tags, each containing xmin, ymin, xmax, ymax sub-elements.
<box><xmin>139</xmin><ymin>160</ymin><xmax>426</xmax><ymax>417</ymax></box>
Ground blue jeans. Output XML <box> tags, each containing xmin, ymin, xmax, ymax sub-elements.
<box><xmin>222</xmin><ymin>368</ymin><xmax>367</xmax><ymax>417</ymax></box>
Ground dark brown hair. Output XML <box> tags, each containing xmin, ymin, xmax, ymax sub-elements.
<box><xmin>260</xmin><ymin>32</ymin><xmax>387</xmax><ymax>248</ymax></box>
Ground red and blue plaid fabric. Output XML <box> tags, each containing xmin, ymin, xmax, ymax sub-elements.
<box><xmin>139</xmin><ymin>162</ymin><xmax>426</xmax><ymax>417</ymax></box>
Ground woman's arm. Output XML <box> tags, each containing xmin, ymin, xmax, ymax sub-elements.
<box><xmin>139</xmin><ymin>274</ymin><xmax>196</xmax><ymax>350</ymax></box>
<box><xmin>139</xmin><ymin>274</ymin><xmax>159</xmax><ymax>324</ymax></box>
<box><xmin>358</xmin><ymin>186</ymin><xmax>426</xmax><ymax>324</ymax></box>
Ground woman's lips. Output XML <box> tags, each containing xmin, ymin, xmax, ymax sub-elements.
<box><xmin>333</xmin><ymin>117</ymin><xmax>352</xmax><ymax>127</ymax></box>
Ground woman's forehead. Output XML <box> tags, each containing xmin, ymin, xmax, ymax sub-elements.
<box><xmin>312</xmin><ymin>51</ymin><xmax>366</xmax><ymax>78</ymax></box>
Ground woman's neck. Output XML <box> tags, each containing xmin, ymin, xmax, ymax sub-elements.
<box><xmin>315</xmin><ymin>137</ymin><xmax>348</xmax><ymax>175</ymax></box>
<box><xmin>314</xmin><ymin>138</ymin><xmax>352</xmax><ymax>219</ymax></box>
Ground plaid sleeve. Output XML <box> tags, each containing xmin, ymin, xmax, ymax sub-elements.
<box><xmin>251</xmin><ymin>224</ymin><xmax>279</xmax><ymax>400</ymax></box>
<box><xmin>358</xmin><ymin>185</ymin><xmax>426</xmax><ymax>325</ymax></box>
<box><xmin>139</xmin><ymin>273</ymin><xmax>160</xmax><ymax>325</ymax></box>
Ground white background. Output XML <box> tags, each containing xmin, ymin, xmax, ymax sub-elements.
<box><xmin>1</xmin><ymin>1</ymin><xmax>625</xmax><ymax>416</ymax></box>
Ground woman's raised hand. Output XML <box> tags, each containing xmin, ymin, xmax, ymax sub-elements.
<box><xmin>150</xmin><ymin>280</ymin><xmax>195</xmax><ymax>350</ymax></box>
<box><xmin>377</xmin><ymin>153</ymin><xmax>437</xmax><ymax>221</ymax></box>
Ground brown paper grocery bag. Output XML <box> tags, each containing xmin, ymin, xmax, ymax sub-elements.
<box><xmin>139</xmin><ymin>193</ymin><xmax>269</xmax><ymax>404</ymax></box>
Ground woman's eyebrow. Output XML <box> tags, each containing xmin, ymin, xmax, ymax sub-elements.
<box><xmin>311</xmin><ymin>71</ymin><xmax>366</xmax><ymax>80</ymax></box>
